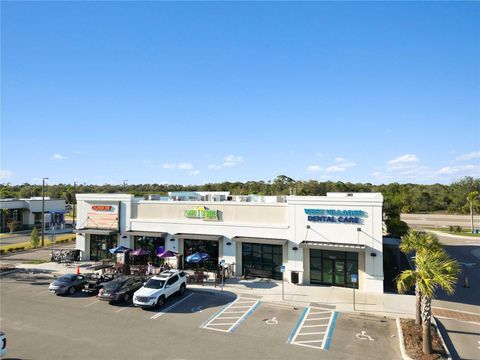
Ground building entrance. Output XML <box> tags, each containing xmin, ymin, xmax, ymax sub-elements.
<box><xmin>310</xmin><ymin>249</ymin><xmax>358</xmax><ymax>288</ymax></box>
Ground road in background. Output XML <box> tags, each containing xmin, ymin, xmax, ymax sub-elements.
<box><xmin>401</xmin><ymin>213</ymin><xmax>480</xmax><ymax>229</ymax></box>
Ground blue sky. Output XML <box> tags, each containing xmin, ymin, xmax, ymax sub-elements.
<box><xmin>1</xmin><ymin>2</ymin><xmax>479</xmax><ymax>186</ymax></box>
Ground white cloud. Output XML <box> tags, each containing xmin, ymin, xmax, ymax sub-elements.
<box><xmin>315</xmin><ymin>153</ymin><xmax>323</xmax><ymax>157</ymax></box>
<box><xmin>162</xmin><ymin>163</ymin><xmax>176</xmax><ymax>169</ymax></box>
<box><xmin>224</xmin><ymin>155</ymin><xmax>244</xmax><ymax>163</ymax></box>
<box><xmin>209</xmin><ymin>154</ymin><xmax>245</xmax><ymax>170</ymax></box>
<box><xmin>162</xmin><ymin>162</ymin><xmax>194</xmax><ymax>170</ymax></box>
<box><xmin>456</xmin><ymin>151</ymin><xmax>480</xmax><ymax>161</ymax></box>
<box><xmin>388</xmin><ymin>154</ymin><xmax>419</xmax><ymax>165</ymax></box>
<box><xmin>51</xmin><ymin>154</ymin><xmax>67</xmax><ymax>161</ymax></box>
<box><xmin>325</xmin><ymin>162</ymin><xmax>356</xmax><ymax>173</ymax></box>
<box><xmin>435</xmin><ymin>164</ymin><xmax>480</xmax><ymax>176</ymax></box>
<box><xmin>189</xmin><ymin>170</ymin><xmax>200</xmax><ymax>176</ymax></box>
<box><xmin>0</xmin><ymin>169</ymin><xmax>13</xmax><ymax>180</ymax></box>
<box><xmin>178</xmin><ymin>163</ymin><xmax>193</xmax><ymax>170</ymax></box>
<box><xmin>306</xmin><ymin>165</ymin><xmax>323</xmax><ymax>172</ymax></box>
<box><xmin>334</xmin><ymin>157</ymin><xmax>346</xmax><ymax>162</ymax></box>
<box><xmin>436</xmin><ymin>166</ymin><xmax>458</xmax><ymax>175</ymax></box>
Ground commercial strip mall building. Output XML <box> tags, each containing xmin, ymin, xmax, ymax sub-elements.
<box><xmin>0</xmin><ymin>197</ymin><xmax>67</xmax><ymax>233</ymax></box>
<box><xmin>74</xmin><ymin>192</ymin><xmax>385</xmax><ymax>293</ymax></box>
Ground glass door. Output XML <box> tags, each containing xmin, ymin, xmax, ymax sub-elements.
<box><xmin>322</xmin><ymin>259</ymin><xmax>334</xmax><ymax>285</ymax></box>
<box><xmin>334</xmin><ymin>260</ymin><xmax>346</xmax><ymax>286</ymax></box>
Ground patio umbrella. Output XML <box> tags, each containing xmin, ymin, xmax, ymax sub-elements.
<box><xmin>186</xmin><ymin>252</ymin><xmax>210</xmax><ymax>264</ymax></box>
<box><xmin>132</xmin><ymin>248</ymin><xmax>149</xmax><ymax>256</ymax></box>
<box><xmin>108</xmin><ymin>245</ymin><xmax>131</xmax><ymax>254</ymax></box>
<box><xmin>157</xmin><ymin>250</ymin><xmax>178</xmax><ymax>258</ymax></box>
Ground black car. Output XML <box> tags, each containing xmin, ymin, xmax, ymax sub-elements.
<box><xmin>97</xmin><ymin>276</ymin><xmax>146</xmax><ymax>303</ymax></box>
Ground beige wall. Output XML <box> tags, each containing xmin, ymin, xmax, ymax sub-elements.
<box><xmin>135</xmin><ymin>201</ymin><xmax>287</xmax><ymax>225</ymax></box>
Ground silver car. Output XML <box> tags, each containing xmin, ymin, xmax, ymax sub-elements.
<box><xmin>49</xmin><ymin>274</ymin><xmax>88</xmax><ymax>295</ymax></box>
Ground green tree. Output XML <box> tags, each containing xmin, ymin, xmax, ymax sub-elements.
<box><xmin>397</xmin><ymin>250</ymin><xmax>459</xmax><ymax>354</ymax></box>
<box><xmin>31</xmin><ymin>227</ymin><xmax>40</xmax><ymax>248</ymax></box>
<box><xmin>399</xmin><ymin>230</ymin><xmax>442</xmax><ymax>325</ymax></box>
<box><xmin>466</xmin><ymin>191</ymin><xmax>479</xmax><ymax>233</ymax></box>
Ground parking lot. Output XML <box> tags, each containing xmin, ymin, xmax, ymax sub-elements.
<box><xmin>0</xmin><ymin>270</ymin><xmax>401</xmax><ymax>360</ymax></box>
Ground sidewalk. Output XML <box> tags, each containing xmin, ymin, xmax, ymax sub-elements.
<box><xmin>16</xmin><ymin>260</ymin><xmax>416</xmax><ymax>318</ymax></box>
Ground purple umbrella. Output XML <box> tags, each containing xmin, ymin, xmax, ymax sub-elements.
<box><xmin>132</xmin><ymin>248</ymin><xmax>149</xmax><ymax>256</ymax></box>
<box><xmin>157</xmin><ymin>250</ymin><xmax>178</xmax><ymax>258</ymax></box>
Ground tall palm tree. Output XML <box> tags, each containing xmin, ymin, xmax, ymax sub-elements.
<box><xmin>399</xmin><ymin>229</ymin><xmax>442</xmax><ymax>325</ymax></box>
<box><xmin>397</xmin><ymin>250</ymin><xmax>459</xmax><ymax>354</ymax></box>
<box><xmin>466</xmin><ymin>191</ymin><xmax>478</xmax><ymax>233</ymax></box>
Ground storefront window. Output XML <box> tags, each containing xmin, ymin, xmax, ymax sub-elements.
<box><xmin>242</xmin><ymin>243</ymin><xmax>283</xmax><ymax>280</ymax></box>
<box><xmin>90</xmin><ymin>234</ymin><xmax>117</xmax><ymax>261</ymax></box>
<box><xmin>133</xmin><ymin>236</ymin><xmax>165</xmax><ymax>266</ymax></box>
<box><xmin>183</xmin><ymin>239</ymin><xmax>219</xmax><ymax>271</ymax></box>
<box><xmin>310</xmin><ymin>250</ymin><xmax>358</xmax><ymax>289</ymax></box>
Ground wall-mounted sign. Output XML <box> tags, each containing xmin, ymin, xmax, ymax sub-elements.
<box><xmin>87</xmin><ymin>203</ymin><xmax>119</xmax><ymax>229</ymax></box>
<box><xmin>184</xmin><ymin>206</ymin><xmax>219</xmax><ymax>221</ymax></box>
<box><xmin>304</xmin><ymin>209</ymin><xmax>367</xmax><ymax>224</ymax></box>
<box><xmin>91</xmin><ymin>205</ymin><xmax>113</xmax><ymax>211</ymax></box>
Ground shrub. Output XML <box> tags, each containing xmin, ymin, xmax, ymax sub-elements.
<box><xmin>449</xmin><ymin>225</ymin><xmax>455</xmax><ymax>232</ymax></box>
<box><xmin>31</xmin><ymin>227</ymin><xmax>40</xmax><ymax>248</ymax></box>
<box><xmin>454</xmin><ymin>226</ymin><xmax>462</xmax><ymax>233</ymax></box>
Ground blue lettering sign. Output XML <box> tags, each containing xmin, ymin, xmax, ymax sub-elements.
<box><xmin>305</xmin><ymin>208</ymin><xmax>366</xmax><ymax>224</ymax></box>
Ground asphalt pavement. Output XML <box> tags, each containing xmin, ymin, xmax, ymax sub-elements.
<box><xmin>0</xmin><ymin>270</ymin><xmax>401</xmax><ymax>360</ymax></box>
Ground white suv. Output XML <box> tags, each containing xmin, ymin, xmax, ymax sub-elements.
<box><xmin>133</xmin><ymin>270</ymin><xmax>187</xmax><ymax>308</ymax></box>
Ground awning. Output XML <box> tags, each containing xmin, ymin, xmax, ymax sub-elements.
<box><xmin>126</xmin><ymin>231</ymin><xmax>166</xmax><ymax>237</ymax></box>
<box><xmin>74</xmin><ymin>228</ymin><xmax>118</xmax><ymax>235</ymax></box>
<box><xmin>232</xmin><ymin>236</ymin><xmax>287</xmax><ymax>245</ymax></box>
<box><xmin>299</xmin><ymin>241</ymin><xmax>365</xmax><ymax>250</ymax></box>
<box><xmin>173</xmin><ymin>233</ymin><xmax>223</xmax><ymax>241</ymax></box>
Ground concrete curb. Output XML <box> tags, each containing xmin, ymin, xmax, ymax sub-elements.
<box><xmin>396</xmin><ymin>318</ymin><xmax>414</xmax><ymax>360</ymax></box>
<box><xmin>432</xmin><ymin>316</ymin><xmax>452</xmax><ymax>360</ymax></box>
<box><xmin>0</xmin><ymin>268</ymin><xmax>21</xmax><ymax>278</ymax></box>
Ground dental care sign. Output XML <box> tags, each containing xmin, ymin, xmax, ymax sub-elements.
<box><xmin>305</xmin><ymin>209</ymin><xmax>366</xmax><ymax>224</ymax></box>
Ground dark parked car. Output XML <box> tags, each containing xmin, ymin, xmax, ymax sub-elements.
<box><xmin>49</xmin><ymin>274</ymin><xmax>88</xmax><ymax>295</ymax></box>
<box><xmin>97</xmin><ymin>276</ymin><xmax>146</xmax><ymax>303</ymax></box>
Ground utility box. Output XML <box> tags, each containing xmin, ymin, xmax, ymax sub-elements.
<box><xmin>291</xmin><ymin>271</ymin><xmax>299</xmax><ymax>284</ymax></box>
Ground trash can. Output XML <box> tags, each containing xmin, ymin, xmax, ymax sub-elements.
<box><xmin>291</xmin><ymin>271</ymin><xmax>299</xmax><ymax>284</ymax></box>
<box><xmin>475</xmin><ymin>228</ymin><xmax>479</xmax><ymax>235</ymax></box>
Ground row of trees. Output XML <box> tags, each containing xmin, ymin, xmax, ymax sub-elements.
<box><xmin>1</xmin><ymin>176</ymin><xmax>479</xmax><ymax>214</ymax></box>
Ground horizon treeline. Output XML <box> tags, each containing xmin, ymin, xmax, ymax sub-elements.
<box><xmin>1</xmin><ymin>176</ymin><xmax>479</xmax><ymax>214</ymax></box>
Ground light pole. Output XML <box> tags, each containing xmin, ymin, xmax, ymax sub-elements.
<box><xmin>123</xmin><ymin>180</ymin><xmax>128</xmax><ymax>192</ymax></box>
<box><xmin>41</xmin><ymin>177</ymin><xmax>49</xmax><ymax>247</ymax></box>
<box><xmin>73</xmin><ymin>181</ymin><xmax>77</xmax><ymax>227</ymax></box>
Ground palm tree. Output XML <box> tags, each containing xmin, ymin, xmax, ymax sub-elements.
<box><xmin>399</xmin><ymin>229</ymin><xmax>442</xmax><ymax>325</ymax></box>
<box><xmin>466</xmin><ymin>191</ymin><xmax>478</xmax><ymax>233</ymax></box>
<box><xmin>397</xmin><ymin>250</ymin><xmax>459</xmax><ymax>354</ymax></box>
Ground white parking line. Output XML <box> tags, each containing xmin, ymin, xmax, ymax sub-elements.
<box><xmin>83</xmin><ymin>300</ymin><xmax>100</xmax><ymax>308</ymax></box>
<box><xmin>289</xmin><ymin>307</ymin><xmax>338</xmax><ymax>350</ymax></box>
<box><xmin>150</xmin><ymin>293</ymin><xmax>195</xmax><ymax>320</ymax></box>
<box><xmin>201</xmin><ymin>297</ymin><xmax>260</xmax><ymax>333</ymax></box>
<box><xmin>115</xmin><ymin>305</ymin><xmax>133</xmax><ymax>313</ymax></box>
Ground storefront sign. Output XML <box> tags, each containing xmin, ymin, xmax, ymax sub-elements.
<box><xmin>304</xmin><ymin>209</ymin><xmax>366</xmax><ymax>224</ymax></box>
<box><xmin>91</xmin><ymin>205</ymin><xmax>113</xmax><ymax>211</ymax></box>
<box><xmin>184</xmin><ymin>206</ymin><xmax>219</xmax><ymax>221</ymax></box>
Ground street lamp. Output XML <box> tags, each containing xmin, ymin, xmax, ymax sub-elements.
<box><xmin>123</xmin><ymin>180</ymin><xmax>128</xmax><ymax>192</ymax></box>
<box><xmin>73</xmin><ymin>181</ymin><xmax>77</xmax><ymax>227</ymax></box>
<box><xmin>41</xmin><ymin>177</ymin><xmax>49</xmax><ymax>247</ymax></box>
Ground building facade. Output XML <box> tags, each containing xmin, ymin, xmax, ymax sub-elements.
<box><xmin>74</xmin><ymin>192</ymin><xmax>384</xmax><ymax>293</ymax></box>
<box><xmin>0</xmin><ymin>198</ymin><xmax>67</xmax><ymax>233</ymax></box>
